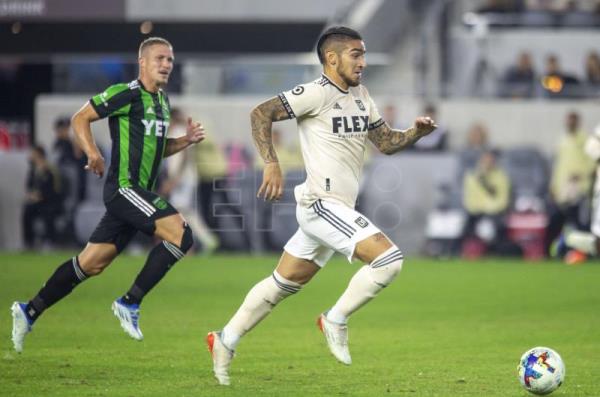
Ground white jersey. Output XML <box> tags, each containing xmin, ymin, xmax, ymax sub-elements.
<box><xmin>584</xmin><ymin>133</ymin><xmax>600</xmax><ymax>236</ymax></box>
<box><xmin>279</xmin><ymin>74</ymin><xmax>383</xmax><ymax>209</ymax></box>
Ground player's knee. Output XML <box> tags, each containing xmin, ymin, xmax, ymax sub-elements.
<box><xmin>369</xmin><ymin>246</ymin><xmax>404</xmax><ymax>287</ymax></box>
<box><xmin>178</xmin><ymin>223</ymin><xmax>193</xmax><ymax>254</ymax></box>
<box><xmin>86</xmin><ymin>267</ymin><xmax>104</xmax><ymax>276</ymax></box>
<box><xmin>79</xmin><ymin>258</ymin><xmax>111</xmax><ymax>276</ymax></box>
<box><xmin>268</xmin><ymin>271</ymin><xmax>303</xmax><ymax>303</ymax></box>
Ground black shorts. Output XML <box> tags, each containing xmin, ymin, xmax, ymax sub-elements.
<box><xmin>89</xmin><ymin>186</ymin><xmax>178</xmax><ymax>252</ymax></box>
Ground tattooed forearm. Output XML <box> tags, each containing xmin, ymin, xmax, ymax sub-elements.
<box><xmin>250</xmin><ymin>96</ymin><xmax>291</xmax><ymax>163</ymax></box>
<box><xmin>373</xmin><ymin>232</ymin><xmax>387</xmax><ymax>242</ymax></box>
<box><xmin>368</xmin><ymin>123</ymin><xmax>426</xmax><ymax>155</ymax></box>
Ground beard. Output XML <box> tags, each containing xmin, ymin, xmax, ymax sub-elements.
<box><xmin>338</xmin><ymin>66</ymin><xmax>361</xmax><ymax>87</ymax></box>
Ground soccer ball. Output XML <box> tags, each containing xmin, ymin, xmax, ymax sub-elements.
<box><xmin>518</xmin><ymin>347</ymin><xmax>565</xmax><ymax>395</ymax></box>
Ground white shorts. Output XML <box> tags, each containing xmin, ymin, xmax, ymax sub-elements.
<box><xmin>284</xmin><ymin>199</ymin><xmax>381</xmax><ymax>267</ymax></box>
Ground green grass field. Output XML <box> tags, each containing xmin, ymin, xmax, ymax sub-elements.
<box><xmin>1</xmin><ymin>253</ymin><xmax>599</xmax><ymax>397</ymax></box>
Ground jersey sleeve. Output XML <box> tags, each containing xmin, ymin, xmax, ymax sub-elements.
<box><xmin>89</xmin><ymin>83</ymin><xmax>134</xmax><ymax>119</ymax></box>
<box><xmin>278</xmin><ymin>83</ymin><xmax>325</xmax><ymax>119</ymax></box>
<box><xmin>365</xmin><ymin>90</ymin><xmax>384</xmax><ymax>130</ymax></box>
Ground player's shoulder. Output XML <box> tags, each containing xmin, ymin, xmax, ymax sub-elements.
<box><xmin>314</xmin><ymin>74</ymin><xmax>350</xmax><ymax>96</ymax></box>
<box><xmin>281</xmin><ymin>78</ymin><xmax>328</xmax><ymax>105</ymax></box>
<box><xmin>100</xmin><ymin>80</ymin><xmax>139</xmax><ymax>99</ymax></box>
<box><xmin>296</xmin><ymin>75</ymin><xmax>357</xmax><ymax>99</ymax></box>
<box><xmin>288</xmin><ymin>77</ymin><xmax>328</xmax><ymax>94</ymax></box>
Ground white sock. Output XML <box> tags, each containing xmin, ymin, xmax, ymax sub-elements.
<box><xmin>327</xmin><ymin>246</ymin><xmax>404</xmax><ymax>324</ymax></box>
<box><xmin>565</xmin><ymin>230</ymin><xmax>598</xmax><ymax>255</ymax></box>
<box><xmin>221</xmin><ymin>271</ymin><xmax>301</xmax><ymax>350</ymax></box>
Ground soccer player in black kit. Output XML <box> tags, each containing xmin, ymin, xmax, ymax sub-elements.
<box><xmin>11</xmin><ymin>37</ymin><xmax>206</xmax><ymax>352</ymax></box>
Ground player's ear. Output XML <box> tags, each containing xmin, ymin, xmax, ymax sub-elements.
<box><xmin>326</xmin><ymin>50</ymin><xmax>338</xmax><ymax>66</ymax></box>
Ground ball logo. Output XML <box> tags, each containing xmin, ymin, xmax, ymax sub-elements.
<box><xmin>518</xmin><ymin>347</ymin><xmax>565</xmax><ymax>395</ymax></box>
<box><xmin>292</xmin><ymin>86</ymin><xmax>305</xmax><ymax>95</ymax></box>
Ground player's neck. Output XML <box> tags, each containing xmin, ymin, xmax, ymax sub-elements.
<box><xmin>138</xmin><ymin>76</ymin><xmax>161</xmax><ymax>93</ymax></box>
<box><xmin>323</xmin><ymin>69</ymin><xmax>349</xmax><ymax>91</ymax></box>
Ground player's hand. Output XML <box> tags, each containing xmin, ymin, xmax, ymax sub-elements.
<box><xmin>258</xmin><ymin>162</ymin><xmax>284</xmax><ymax>201</ymax></box>
<box><xmin>414</xmin><ymin>116</ymin><xmax>437</xmax><ymax>137</ymax></box>
<box><xmin>85</xmin><ymin>153</ymin><xmax>105</xmax><ymax>178</ymax></box>
<box><xmin>185</xmin><ymin>117</ymin><xmax>206</xmax><ymax>144</ymax></box>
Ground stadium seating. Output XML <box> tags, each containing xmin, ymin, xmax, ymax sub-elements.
<box><xmin>497</xmin><ymin>146</ymin><xmax>549</xmax><ymax>202</ymax></box>
<box><xmin>560</xmin><ymin>12</ymin><xmax>600</xmax><ymax>28</ymax></box>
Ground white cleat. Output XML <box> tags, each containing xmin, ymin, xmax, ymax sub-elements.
<box><xmin>206</xmin><ymin>331</ymin><xmax>234</xmax><ymax>386</ymax></box>
<box><xmin>317</xmin><ymin>313</ymin><xmax>352</xmax><ymax>365</ymax></box>
<box><xmin>11</xmin><ymin>302</ymin><xmax>32</xmax><ymax>353</ymax></box>
<box><xmin>111</xmin><ymin>299</ymin><xmax>143</xmax><ymax>341</ymax></box>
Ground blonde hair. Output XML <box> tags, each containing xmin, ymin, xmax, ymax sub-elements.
<box><xmin>138</xmin><ymin>37</ymin><xmax>172</xmax><ymax>58</ymax></box>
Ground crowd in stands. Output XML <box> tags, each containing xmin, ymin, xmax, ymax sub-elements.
<box><xmin>500</xmin><ymin>51</ymin><xmax>600</xmax><ymax>98</ymax></box>
<box><xmin>21</xmin><ymin>117</ymin><xmax>90</xmax><ymax>249</ymax></box>
<box><xmin>463</xmin><ymin>0</ymin><xmax>600</xmax><ymax>99</ymax></box>
<box><xmin>20</xmin><ymin>103</ymin><xmax>600</xmax><ymax>264</ymax></box>
<box><xmin>476</xmin><ymin>0</ymin><xmax>600</xmax><ymax>15</ymax></box>
<box><xmin>22</xmin><ymin>145</ymin><xmax>63</xmax><ymax>249</ymax></box>
<box><xmin>409</xmin><ymin>106</ymin><xmax>598</xmax><ymax>263</ymax></box>
<box><xmin>22</xmin><ymin>108</ymin><xmax>305</xmax><ymax>254</ymax></box>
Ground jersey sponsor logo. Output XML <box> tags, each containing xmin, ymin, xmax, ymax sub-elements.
<box><xmin>152</xmin><ymin>197</ymin><xmax>168</xmax><ymax>210</ymax></box>
<box><xmin>355</xmin><ymin>216</ymin><xmax>369</xmax><ymax>228</ymax></box>
<box><xmin>291</xmin><ymin>86</ymin><xmax>304</xmax><ymax>95</ymax></box>
<box><xmin>332</xmin><ymin>116</ymin><xmax>369</xmax><ymax>134</ymax></box>
<box><xmin>142</xmin><ymin>119</ymin><xmax>170</xmax><ymax>137</ymax></box>
<box><xmin>333</xmin><ymin>102</ymin><xmax>342</xmax><ymax>110</ymax></box>
<box><xmin>355</xmin><ymin>99</ymin><xmax>366</xmax><ymax>111</ymax></box>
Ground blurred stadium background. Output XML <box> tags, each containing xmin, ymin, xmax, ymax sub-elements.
<box><xmin>2</xmin><ymin>0</ymin><xmax>600</xmax><ymax>258</ymax></box>
<box><xmin>3</xmin><ymin>1</ymin><xmax>600</xmax><ymax>396</ymax></box>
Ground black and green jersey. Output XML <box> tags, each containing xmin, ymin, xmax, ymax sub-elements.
<box><xmin>90</xmin><ymin>79</ymin><xmax>171</xmax><ymax>202</ymax></box>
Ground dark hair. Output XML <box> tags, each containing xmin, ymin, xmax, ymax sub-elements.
<box><xmin>54</xmin><ymin>116</ymin><xmax>70</xmax><ymax>129</ymax></box>
<box><xmin>424</xmin><ymin>103</ymin><xmax>436</xmax><ymax>114</ymax></box>
<box><xmin>316</xmin><ymin>26</ymin><xmax>362</xmax><ymax>64</ymax></box>
<box><xmin>138</xmin><ymin>37</ymin><xmax>172</xmax><ymax>58</ymax></box>
<box><xmin>32</xmin><ymin>144</ymin><xmax>46</xmax><ymax>158</ymax></box>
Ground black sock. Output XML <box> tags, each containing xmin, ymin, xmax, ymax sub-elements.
<box><xmin>25</xmin><ymin>257</ymin><xmax>88</xmax><ymax>323</ymax></box>
<box><xmin>121</xmin><ymin>241</ymin><xmax>183</xmax><ymax>305</ymax></box>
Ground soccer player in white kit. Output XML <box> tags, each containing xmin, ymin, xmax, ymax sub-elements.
<box><xmin>563</xmin><ymin>124</ymin><xmax>600</xmax><ymax>260</ymax></box>
<box><xmin>206</xmin><ymin>26</ymin><xmax>437</xmax><ymax>385</ymax></box>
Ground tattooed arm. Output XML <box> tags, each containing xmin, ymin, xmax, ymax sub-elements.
<box><xmin>251</xmin><ymin>96</ymin><xmax>292</xmax><ymax>200</ymax></box>
<box><xmin>250</xmin><ymin>96</ymin><xmax>292</xmax><ymax>163</ymax></box>
<box><xmin>368</xmin><ymin>116</ymin><xmax>437</xmax><ymax>155</ymax></box>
